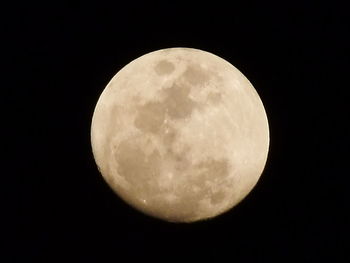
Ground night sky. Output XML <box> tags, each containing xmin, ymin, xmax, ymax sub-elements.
<box><xmin>4</xmin><ymin>1</ymin><xmax>349</xmax><ymax>262</ymax></box>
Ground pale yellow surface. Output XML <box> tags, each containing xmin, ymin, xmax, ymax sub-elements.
<box><xmin>91</xmin><ymin>48</ymin><xmax>269</xmax><ymax>222</ymax></box>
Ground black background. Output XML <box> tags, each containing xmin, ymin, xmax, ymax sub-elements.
<box><xmin>4</xmin><ymin>1</ymin><xmax>349</xmax><ymax>262</ymax></box>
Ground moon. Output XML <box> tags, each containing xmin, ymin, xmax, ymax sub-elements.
<box><xmin>91</xmin><ymin>48</ymin><xmax>269</xmax><ymax>223</ymax></box>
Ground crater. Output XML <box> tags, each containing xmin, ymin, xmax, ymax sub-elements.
<box><xmin>154</xmin><ymin>60</ymin><xmax>175</xmax><ymax>75</ymax></box>
<box><xmin>210</xmin><ymin>190</ymin><xmax>227</xmax><ymax>205</ymax></box>
<box><xmin>149</xmin><ymin>196</ymin><xmax>199</xmax><ymax>223</ymax></box>
<box><xmin>207</xmin><ymin>92</ymin><xmax>222</xmax><ymax>105</ymax></box>
<box><xmin>189</xmin><ymin>158</ymin><xmax>230</xmax><ymax>191</ymax></box>
<box><xmin>173</xmin><ymin>151</ymin><xmax>191</xmax><ymax>172</ymax></box>
<box><xmin>134</xmin><ymin>102</ymin><xmax>165</xmax><ymax>133</ymax></box>
<box><xmin>115</xmin><ymin>139</ymin><xmax>161</xmax><ymax>197</ymax></box>
<box><xmin>196</xmin><ymin>158</ymin><xmax>230</xmax><ymax>181</ymax></box>
<box><xmin>103</xmin><ymin>105</ymin><xmax>122</xmax><ymax>174</ymax></box>
<box><xmin>162</xmin><ymin>126</ymin><xmax>177</xmax><ymax>146</ymax></box>
<box><xmin>163</xmin><ymin>82</ymin><xmax>197</xmax><ymax>119</ymax></box>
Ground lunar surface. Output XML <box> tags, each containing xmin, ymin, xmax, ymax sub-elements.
<box><xmin>91</xmin><ymin>48</ymin><xmax>269</xmax><ymax>222</ymax></box>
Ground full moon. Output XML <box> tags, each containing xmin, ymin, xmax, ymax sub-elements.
<box><xmin>91</xmin><ymin>48</ymin><xmax>269</xmax><ymax>223</ymax></box>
